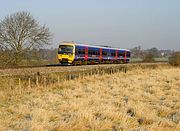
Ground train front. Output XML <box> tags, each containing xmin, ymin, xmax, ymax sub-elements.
<box><xmin>58</xmin><ymin>43</ymin><xmax>75</xmax><ymax>65</ymax></box>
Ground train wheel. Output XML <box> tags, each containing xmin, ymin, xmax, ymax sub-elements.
<box><xmin>83</xmin><ymin>61</ymin><xmax>88</xmax><ymax>65</ymax></box>
<box><xmin>90</xmin><ymin>61</ymin><xmax>94</xmax><ymax>65</ymax></box>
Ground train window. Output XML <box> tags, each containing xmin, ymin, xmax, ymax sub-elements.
<box><xmin>102</xmin><ymin>51</ymin><xmax>108</xmax><ymax>56</ymax></box>
<box><xmin>118</xmin><ymin>52</ymin><xmax>125</xmax><ymax>57</ymax></box>
<box><xmin>78</xmin><ymin>48</ymin><xmax>85</xmax><ymax>55</ymax></box>
<box><xmin>98</xmin><ymin>51</ymin><xmax>100</xmax><ymax>55</ymax></box>
<box><xmin>78</xmin><ymin>49</ymin><xmax>81</xmax><ymax>54</ymax></box>
<box><xmin>111</xmin><ymin>51</ymin><xmax>116</xmax><ymax>56</ymax></box>
<box><xmin>75</xmin><ymin>48</ymin><xmax>78</xmax><ymax>54</ymax></box>
<box><xmin>127</xmin><ymin>52</ymin><xmax>131</xmax><ymax>57</ymax></box>
<box><xmin>82</xmin><ymin>49</ymin><xmax>85</xmax><ymax>54</ymax></box>
<box><xmin>91</xmin><ymin>50</ymin><xmax>93</xmax><ymax>55</ymax></box>
<box><xmin>96</xmin><ymin>51</ymin><xmax>100</xmax><ymax>55</ymax></box>
<box><xmin>88</xmin><ymin>50</ymin><xmax>92</xmax><ymax>55</ymax></box>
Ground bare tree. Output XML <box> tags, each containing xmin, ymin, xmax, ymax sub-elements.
<box><xmin>0</xmin><ymin>11</ymin><xmax>51</xmax><ymax>65</ymax></box>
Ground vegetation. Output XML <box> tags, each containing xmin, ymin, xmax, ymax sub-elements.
<box><xmin>169</xmin><ymin>51</ymin><xmax>180</xmax><ymax>66</ymax></box>
<box><xmin>0</xmin><ymin>65</ymin><xmax>179</xmax><ymax>130</ymax></box>
<box><xmin>0</xmin><ymin>12</ymin><xmax>51</xmax><ymax>65</ymax></box>
<box><xmin>143</xmin><ymin>53</ymin><xmax>155</xmax><ymax>62</ymax></box>
<box><xmin>131</xmin><ymin>46</ymin><xmax>173</xmax><ymax>58</ymax></box>
<box><xmin>130</xmin><ymin>46</ymin><xmax>172</xmax><ymax>63</ymax></box>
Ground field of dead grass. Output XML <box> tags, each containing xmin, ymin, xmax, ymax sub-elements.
<box><xmin>0</xmin><ymin>66</ymin><xmax>179</xmax><ymax>130</ymax></box>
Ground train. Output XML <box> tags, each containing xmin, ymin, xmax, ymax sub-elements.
<box><xmin>58</xmin><ymin>42</ymin><xmax>131</xmax><ymax>65</ymax></box>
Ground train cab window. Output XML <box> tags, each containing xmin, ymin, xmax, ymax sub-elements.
<box><xmin>59</xmin><ymin>45</ymin><xmax>73</xmax><ymax>54</ymax></box>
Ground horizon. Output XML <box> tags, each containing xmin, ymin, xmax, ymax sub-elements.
<box><xmin>0</xmin><ymin>0</ymin><xmax>180</xmax><ymax>51</ymax></box>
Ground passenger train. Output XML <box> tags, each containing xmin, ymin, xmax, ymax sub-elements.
<box><xmin>58</xmin><ymin>42</ymin><xmax>131</xmax><ymax>65</ymax></box>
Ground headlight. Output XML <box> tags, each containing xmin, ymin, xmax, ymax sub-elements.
<box><xmin>68</xmin><ymin>53</ymin><xmax>73</xmax><ymax>57</ymax></box>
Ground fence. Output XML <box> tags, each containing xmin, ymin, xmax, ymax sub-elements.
<box><xmin>0</xmin><ymin>63</ymin><xmax>168</xmax><ymax>91</ymax></box>
<box><xmin>0</xmin><ymin>66</ymin><xmax>129</xmax><ymax>90</ymax></box>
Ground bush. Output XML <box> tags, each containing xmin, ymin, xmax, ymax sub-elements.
<box><xmin>169</xmin><ymin>51</ymin><xmax>180</xmax><ymax>66</ymax></box>
<box><xmin>143</xmin><ymin>53</ymin><xmax>155</xmax><ymax>62</ymax></box>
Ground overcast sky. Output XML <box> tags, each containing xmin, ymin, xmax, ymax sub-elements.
<box><xmin>0</xmin><ymin>0</ymin><xmax>180</xmax><ymax>50</ymax></box>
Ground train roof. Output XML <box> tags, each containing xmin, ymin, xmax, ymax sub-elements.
<box><xmin>60</xmin><ymin>41</ymin><xmax>131</xmax><ymax>52</ymax></box>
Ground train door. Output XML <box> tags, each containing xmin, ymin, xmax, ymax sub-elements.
<box><xmin>99</xmin><ymin>48</ymin><xmax>102</xmax><ymax>63</ymax></box>
<box><xmin>115</xmin><ymin>50</ymin><xmax>118</xmax><ymax>59</ymax></box>
<box><xmin>84</xmin><ymin>47</ymin><xmax>88</xmax><ymax>61</ymax></box>
<box><xmin>124</xmin><ymin>51</ymin><xmax>127</xmax><ymax>63</ymax></box>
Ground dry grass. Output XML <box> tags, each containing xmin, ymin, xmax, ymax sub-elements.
<box><xmin>0</xmin><ymin>66</ymin><xmax>179</xmax><ymax>130</ymax></box>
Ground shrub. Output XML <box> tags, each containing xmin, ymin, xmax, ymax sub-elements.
<box><xmin>143</xmin><ymin>53</ymin><xmax>155</xmax><ymax>62</ymax></box>
<box><xmin>169</xmin><ymin>51</ymin><xmax>180</xmax><ymax>66</ymax></box>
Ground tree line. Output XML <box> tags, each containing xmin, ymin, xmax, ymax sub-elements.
<box><xmin>131</xmin><ymin>46</ymin><xmax>179</xmax><ymax>65</ymax></box>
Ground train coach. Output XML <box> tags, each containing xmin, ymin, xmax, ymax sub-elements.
<box><xmin>58</xmin><ymin>42</ymin><xmax>131</xmax><ymax>65</ymax></box>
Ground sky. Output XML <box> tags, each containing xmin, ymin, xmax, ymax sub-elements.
<box><xmin>0</xmin><ymin>0</ymin><xmax>180</xmax><ymax>50</ymax></box>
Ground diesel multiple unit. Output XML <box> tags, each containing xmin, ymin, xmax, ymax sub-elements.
<box><xmin>58</xmin><ymin>42</ymin><xmax>131</xmax><ymax>65</ymax></box>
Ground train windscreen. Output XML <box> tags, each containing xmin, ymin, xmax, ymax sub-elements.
<box><xmin>58</xmin><ymin>45</ymin><xmax>73</xmax><ymax>54</ymax></box>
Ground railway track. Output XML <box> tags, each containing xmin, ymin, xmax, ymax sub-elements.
<box><xmin>0</xmin><ymin>61</ymin><xmax>168</xmax><ymax>70</ymax></box>
<box><xmin>0</xmin><ymin>62</ymin><xmax>168</xmax><ymax>77</ymax></box>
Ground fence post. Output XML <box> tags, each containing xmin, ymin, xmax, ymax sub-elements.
<box><xmin>82</xmin><ymin>72</ymin><xmax>84</xmax><ymax>80</ymax></box>
<box><xmin>36</xmin><ymin>76</ymin><xmax>39</xmax><ymax>87</ymax></box>
<box><xmin>44</xmin><ymin>77</ymin><xmax>46</xmax><ymax>87</ymax></box>
<box><xmin>19</xmin><ymin>78</ymin><xmax>21</xmax><ymax>94</ymax></box>
<box><xmin>64</xmin><ymin>75</ymin><xmax>67</xmax><ymax>82</ymax></box>
<box><xmin>58</xmin><ymin>76</ymin><xmax>60</xmax><ymax>85</ymax></box>
<box><xmin>10</xmin><ymin>78</ymin><xmax>12</xmax><ymax>90</ymax></box>
<box><xmin>78</xmin><ymin>73</ymin><xmax>80</xmax><ymax>80</ymax></box>
<box><xmin>88</xmin><ymin>72</ymin><xmax>90</xmax><ymax>77</ymax></box>
<box><xmin>124</xmin><ymin>68</ymin><xmax>127</xmax><ymax>73</ymax></box>
<box><xmin>28</xmin><ymin>78</ymin><xmax>31</xmax><ymax>88</ymax></box>
<box><xmin>69</xmin><ymin>74</ymin><xmax>71</xmax><ymax>80</ymax></box>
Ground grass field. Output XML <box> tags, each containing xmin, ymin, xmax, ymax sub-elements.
<box><xmin>0</xmin><ymin>65</ymin><xmax>179</xmax><ymax>130</ymax></box>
